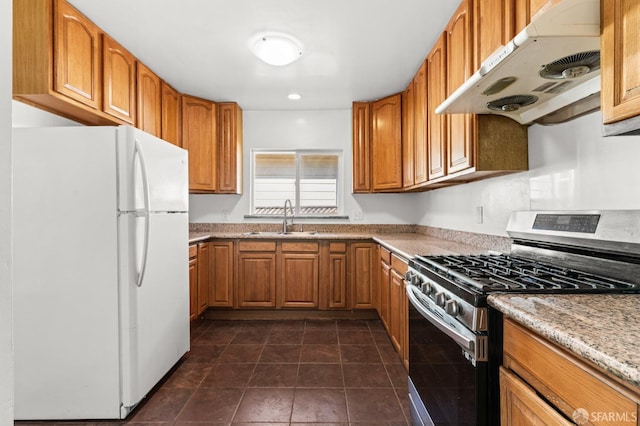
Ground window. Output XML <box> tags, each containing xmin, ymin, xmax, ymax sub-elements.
<box><xmin>251</xmin><ymin>150</ymin><xmax>342</xmax><ymax>216</ymax></box>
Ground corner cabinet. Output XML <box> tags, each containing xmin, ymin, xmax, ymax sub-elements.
<box><xmin>352</xmin><ymin>102</ymin><xmax>372</xmax><ymax>193</ymax></box>
<box><xmin>601</xmin><ymin>0</ymin><xmax>640</xmax><ymax>126</ymax></box>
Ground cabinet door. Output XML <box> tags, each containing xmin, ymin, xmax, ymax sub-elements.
<box><xmin>188</xmin><ymin>251</ymin><xmax>198</xmax><ymax>321</ymax></box>
<box><xmin>352</xmin><ymin>102</ymin><xmax>371</xmax><ymax>192</ymax></box>
<box><xmin>279</xmin><ymin>253</ymin><xmax>320</xmax><ymax>308</ymax></box>
<box><xmin>237</xmin><ymin>252</ymin><xmax>276</xmax><ymax>308</ymax></box>
<box><xmin>500</xmin><ymin>367</ymin><xmax>573</xmax><ymax>426</ymax></box>
<box><xmin>402</xmin><ymin>83</ymin><xmax>415</xmax><ymax>188</ymax></box>
<box><xmin>389</xmin><ymin>268</ymin><xmax>405</xmax><ymax>355</ymax></box>
<box><xmin>413</xmin><ymin>61</ymin><xmax>428</xmax><ymax>186</ymax></box>
<box><xmin>371</xmin><ymin>94</ymin><xmax>403</xmax><ymax>191</ymax></box>
<box><xmin>446</xmin><ymin>0</ymin><xmax>475</xmax><ymax>175</ymax></box>
<box><xmin>379</xmin><ymin>260</ymin><xmax>391</xmax><ymax>332</ymax></box>
<box><xmin>514</xmin><ymin>0</ymin><xmax>550</xmax><ymax>34</ymax></box>
<box><xmin>182</xmin><ymin>95</ymin><xmax>217</xmax><ymax>192</ymax></box>
<box><xmin>54</xmin><ymin>0</ymin><xmax>102</xmax><ymax>110</ymax></box>
<box><xmin>102</xmin><ymin>34</ymin><xmax>136</xmax><ymax>124</ymax></box>
<box><xmin>474</xmin><ymin>0</ymin><xmax>515</xmax><ymax>69</ymax></box>
<box><xmin>327</xmin><ymin>252</ymin><xmax>348</xmax><ymax>309</ymax></box>
<box><xmin>217</xmin><ymin>103</ymin><xmax>243</xmax><ymax>194</ymax></box>
<box><xmin>351</xmin><ymin>242</ymin><xmax>376</xmax><ymax>309</ymax></box>
<box><xmin>161</xmin><ymin>81</ymin><xmax>181</xmax><ymax>147</ymax></box>
<box><xmin>137</xmin><ymin>62</ymin><xmax>161</xmax><ymax>137</ymax></box>
<box><xmin>209</xmin><ymin>241</ymin><xmax>234</xmax><ymax>308</ymax></box>
<box><xmin>196</xmin><ymin>243</ymin><xmax>209</xmax><ymax>315</ymax></box>
<box><xmin>601</xmin><ymin>0</ymin><xmax>640</xmax><ymax>124</ymax></box>
<box><xmin>427</xmin><ymin>33</ymin><xmax>448</xmax><ymax>181</ymax></box>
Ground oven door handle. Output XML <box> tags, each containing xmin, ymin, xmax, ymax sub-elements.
<box><xmin>406</xmin><ymin>284</ymin><xmax>476</xmax><ymax>357</ymax></box>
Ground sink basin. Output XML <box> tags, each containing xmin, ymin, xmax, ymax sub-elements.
<box><xmin>242</xmin><ymin>231</ymin><xmax>318</xmax><ymax>236</ymax></box>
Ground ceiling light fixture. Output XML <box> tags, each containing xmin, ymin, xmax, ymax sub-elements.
<box><xmin>288</xmin><ymin>93</ymin><xmax>301</xmax><ymax>100</ymax></box>
<box><xmin>249</xmin><ymin>32</ymin><xmax>304</xmax><ymax>66</ymax></box>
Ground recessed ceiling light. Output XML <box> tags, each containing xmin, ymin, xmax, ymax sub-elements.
<box><xmin>288</xmin><ymin>93</ymin><xmax>301</xmax><ymax>100</ymax></box>
<box><xmin>249</xmin><ymin>32</ymin><xmax>304</xmax><ymax>66</ymax></box>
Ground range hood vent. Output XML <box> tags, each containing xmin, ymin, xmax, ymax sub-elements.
<box><xmin>436</xmin><ymin>0</ymin><xmax>601</xmax><ymax>125</ymax></box>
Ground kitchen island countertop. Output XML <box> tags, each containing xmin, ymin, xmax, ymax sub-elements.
<box><xmin>489</xmin><ymin>293</ymin><xmax>640</xmax><ymax>389</ymax></box>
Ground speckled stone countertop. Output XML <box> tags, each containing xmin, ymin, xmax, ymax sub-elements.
<box><xmin>488</xmin><ymin>294</ymin><xmax>640</xmax><ymax>389</ymax></box>
<box><xmin>189</xmin><ymin>225</ymin><xmax>500</xmax><ymax>259</ymax></box>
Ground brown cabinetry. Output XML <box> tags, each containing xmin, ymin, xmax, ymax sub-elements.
<box><xmin>321</xmin><ymin>242</ymin><xmax>348</xmax><ymax>309</ymax></box>
<box><xmin>209</xmin><ymin>240</ymin><xmax>234</xmax><ymax>308</ymax></box>
<box><xmin>501</xmin><ymin>318</ymin><xmax>640</xmax><ymax>425</ymax></box>
<box><xmin>351</xmin><ymin>242</ymin><xmax>377</xmax><ymax>309</ymax></box>
<box><xmin>278</xmin><ymin>242</ymin><xmax>320</xmax><ymax>308</ymax></box>
<box><xmin>601</xmin><ymin>0</ymin><xmax>640</xmax><ymax>125</ymax></box>
<box><xmin>196</xmin><ymin>242</ymin><xmax>209</xmax><ymax>315</ymax></box>
<box><xmin>161</xmin><ymin>81</ymin><xmax>182</xmax><ymax>146</ymax></box>
<box><xmin>217</xmin><ymin>102</ymin><xmax>243</xmax><ymax>194</ymax></box>
<box><xmin>402</xmin><ymin>82</ymin><xmax>415</xmax><ymax>188</ymax></box>
<box><xmin>474</xmin><ymin>0</ymin><xmax>515</xmax><ymax>69</ymax></box>
<box><xmin>182</xmin><ymin>94</ymin><xmax>218</xmax><ymax>192</ymax></box>
<box><xmin>352</xmin><ymin>102</ymin><xmax>372</xmax><ymax>193</ymax></box>
<box><xmin>102</xmin><ymin>34</ymin><xmax>136</xmax><ymax>125</ymax></box>
<box><xmin>371</xmin><ymin>94</ymin><xmax>403</xmax><ymax>191</ymax></box>
<box><xmin>378</xmin><ymin>245</ymin><xmax>408</xmax><ymax>368</ymax></box>
<box><xmin>426</xmin><ymin>33</ymin><xmax>448</xmax><ymax>182</ymax></box>
<box><xmin>188</xmin><ymin>244</ymin><xmax>198</xmax><ymax>321</ymax></box>
<box><xmin>514</xmin><ymin>0</ymin><xmax>550</xmax><ymax>34</ymax></box>
<box><xmin>237</xmin><ymin>241</ymin><xmax>277</xmax><ymax>308</ymax></box>
<box><xmin>413</xmin><ymin>61</ymin><xmax>428</xmax><ymax>187</ymax></box>
<box><xmin>136</xmin><ymin>61</ymin><xmax>162</xmax><ymax>137</ymax></box>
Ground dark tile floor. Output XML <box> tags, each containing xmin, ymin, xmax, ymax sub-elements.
<box><xmin>17</xmin><ymin>318</ymin><xmax>411</xmax><ymax>425</ymax></box>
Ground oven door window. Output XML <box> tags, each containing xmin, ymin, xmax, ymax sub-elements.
<box><xmin>408</xmin><ymin>302</ymin><xmax>488</xmax><ymax>425</ymax></box>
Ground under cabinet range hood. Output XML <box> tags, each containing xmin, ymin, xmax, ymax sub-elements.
<box><xmin>436</xmin><ymin>0</ymin><xmax>601</xmax><ymax>125</ymax></box>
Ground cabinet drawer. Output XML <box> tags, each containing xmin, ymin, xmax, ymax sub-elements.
<box><xmin>503</xmin><ymin>318</ymin><xmax>640</xmax><ymax>424</ymax></box>
<box><xmin>189</xmin><ymin>244</ymin><xmax>198</xmax><ymax>259</ymax></box>
<box><xmin>391</xmin><ymin>254</ymin><xmax>407</xmax><ymax>274</ymax></box>
<box><xmin>329</xmin><ymin>242</ymin><xmax>347</xmax><ymax>253</ymax></box>
<box><xmin>281</xmin><ymin>241</ymin><xmax>319</xmax><ymax>253</ymax></box>
<box><xmin>238</xmin><ymin>241</ymin><xmax>276</xmax><ymax>252</ymax></box>
<box><xmin>380</xmin><ymin>246</ymin><xmax>391</xmax><ymax>264</ymax></box>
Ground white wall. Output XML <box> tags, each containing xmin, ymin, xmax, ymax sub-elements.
<box><xmin>416</xmin><ymin>110</ymin><xmax>640</xmax><ymax>236</ymax></box>
<box><xmin>1</xmin><ymin>0</ymin><xmax>13</xmax><ymax>423</ymax></box>
<box><xmin>189</xmin><ymin>109</ymin><xmax>419</xmax><ymax>224</ymax></box>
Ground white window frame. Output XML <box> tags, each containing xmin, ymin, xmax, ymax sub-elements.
<box><xmin>250</xmin><ymin>149</ymin><xmax>344</xmax><ymax>217</ymax></box>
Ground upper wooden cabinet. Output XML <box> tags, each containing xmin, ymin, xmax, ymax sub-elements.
<box><xmin>402</xmin><ymin>83</ymin><xmax>415</xmax><ymax>188</ymax></box>
<box><xmin>426</xmin><ymin>33</ymin><xmax>448</xmax><ymax>182</ymax></box>
<box><xmin>446</xmin><ymin>0</ymin><xmax>475</xmax><ymax>176</ymax></box>
<box><xmin>13</xmin><ymin>0</ymin><xmax>117</xmax><ymax>125</ymax></box>
<box><xmin>217</xmin><ymin>102</ymin><xmax>243</xmax><ymax>194</ymax></box>
<box><xmin>161</xmin><ymin>81</ymin><xmax>182</xmax><ymax>147</ymax></box>
<box><xmin>413</xmin><ymin>61</ymin><xmax>428</xmax><ymax>187</ymax></box>
<box><xmin>352</xmin><ymin>102</ymin><xmax>372</xmax><ymax>193</ymax></box>
<box><xmin>474</xmin><ymin>0</ymin><xmax>515</xmax><ymax>69</ymax></box>
<box><xmin>514</xmin><ymin>0</ymin><xmax>551</xmax><ymax>34</ymax></box>
<box><xmin>102</xmin><ymin>34</ymin><xmax>136</xmax><ymax>125</ymax></box>
<box><xmin>182</xmin><ymin>94</ymin><xmax>218</xmax><ymax>193</ymax></box>
<box><xmin>371</xmin><ymin>93</ymin><xmax>403</xmax><ymax>191</ymax></box>
<box><xmin>601</xmin><ymin>0</ymin><xmax>640</xmax><ymax>125</ymax></box>
<box><xmin>137</xmin><ymin>62</ymin><xmax>162</xmax><ymax>137</ymax></box>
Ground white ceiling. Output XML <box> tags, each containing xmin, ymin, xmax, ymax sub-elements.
<box><xmin>68</xmin><ymin>0</ymin><xmax>460</xmax><ymax>111</ymax></box>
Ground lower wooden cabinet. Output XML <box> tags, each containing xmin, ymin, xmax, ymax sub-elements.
<box><xmin>196</xmin><ymin>243</ymin><xmax>209</xmax><ymax>315</ymax></box>
<box><xmin>378</xmin><ymin>244</ymin><xmax>408</xmax><ymax>367</ymax></box>
<box><xmin>350</xmin><ymin>242</ymin><xmax>377</xmax><ymax>309</ymax></box>
<box><xmin>502</xmin><ymin>318</ymin><xmax>640</xmax><ymax>425</ymax></box>
<box><xmin>321</xmin><ymin>241</ymin><xmax>348</xmax><ymax>309</ymax></box>
<box><xmin>278</xmin><ymin>242</ymin><xmax>320</xmax><ymax>308</ymax></box>
<box><xmin>237</xmin><ymin>241</ymin><xmax>277</xmax><ymax>308</ymax></box>
<box><xmin>188</xmin><ymin>244</ymin><xmax>198</xmax><ymax>321</ymax></box>
<box><xmin>208</xmin><ymin>240</ymin><xmax>234</xmax><ymax>307</ymax></box>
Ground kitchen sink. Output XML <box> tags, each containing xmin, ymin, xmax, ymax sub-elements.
<box><xmin>242</xmin><ymin>231</ymin><xmax>318</xmax><ymax>236</ymax></box>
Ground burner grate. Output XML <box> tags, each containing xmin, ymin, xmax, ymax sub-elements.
<box><xmin>414</xmin><ymin>254</ymin><xmax>638</xmax><ymax>293</ymax></box>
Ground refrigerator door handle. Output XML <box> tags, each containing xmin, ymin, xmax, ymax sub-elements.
<box><xmin>134</xmin><ymin>139</ymin><xmax>151</xmax><ymax>288</ymax></box>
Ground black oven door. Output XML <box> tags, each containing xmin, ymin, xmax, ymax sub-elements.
<box><xmin>406</xmin><ymin>284</ymin><xmax>488</xmax><ymax>426</ymax></box>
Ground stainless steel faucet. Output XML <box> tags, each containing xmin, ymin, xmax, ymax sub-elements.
<box><xmin>282</xmin><ymin>199</ymin><xmax>294</xmax><ymax>233</ymax></box>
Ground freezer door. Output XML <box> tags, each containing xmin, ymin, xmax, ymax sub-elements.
<box><xmin>118</xmin><ymin>212</ymin><xmax>190</xmax><ymax>416</ymax></box>
<box><xmin>117</xmin><ymin>126</ymin><xmax>188</xmax><ymax>213</ymax></box>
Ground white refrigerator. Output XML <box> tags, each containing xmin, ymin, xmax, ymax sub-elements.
<box><xmin>13</xmin><ymin>125</ymin><xmax>190</xmax><ymax>419</ymax></box>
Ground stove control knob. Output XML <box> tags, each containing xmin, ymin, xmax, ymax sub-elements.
<box><xmin>420</xmin><ymin>281</ymin><xmax>432</xmax><ymax>294</ymax></box>
<box><xmin>411</xmin><ymin>275</ymin><xmax>423</xmax><ymax>286</ymax></box>
<box><xmin>435</xmin><ymin>292</ymin><xmax>446</xmax><ymax>307</ymax></box>
<box><xmin>445</xmin><ymin>299</ymin><xmax>459</xmax><ymax>316</ymax></box>
<box><xmin>404</xmin><ymin>271</ymin><xmax>413</xmax><ymax>282</ymax></box>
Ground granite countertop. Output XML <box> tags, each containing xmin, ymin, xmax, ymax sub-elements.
<box><xmin>489</xmin><ymin>294</ymin><xmax>640</xmax><ymax>389</ymax></box>
<box><xmin>188</xmin><ymin>230</ymin><xmax>491</xmax><ymax>259</ymax></box>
